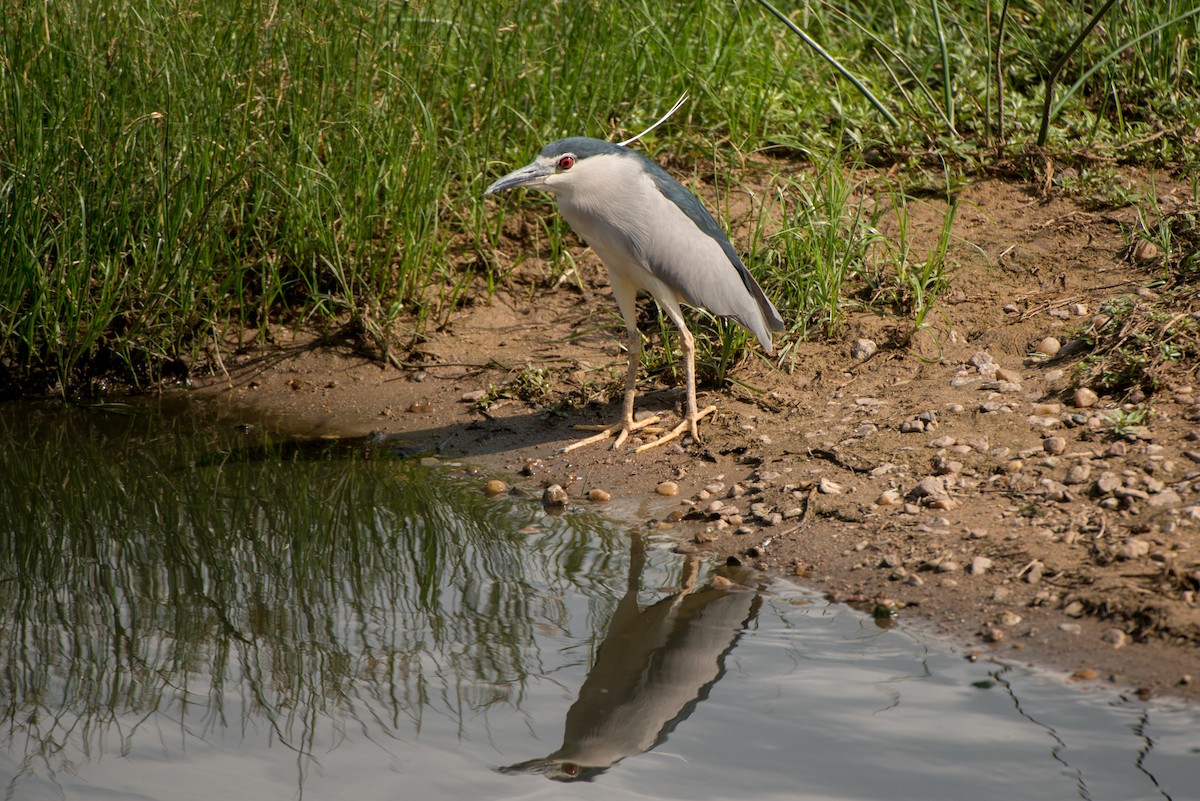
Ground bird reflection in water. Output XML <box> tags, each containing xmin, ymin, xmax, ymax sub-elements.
<box><xmin>500</xmin><ymin>534</ymin><xmax>763</xmax><ymax>781</ymax></box>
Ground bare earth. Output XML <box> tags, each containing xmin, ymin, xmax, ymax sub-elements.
<box><xmin>195</xmin><ymin>172</ymin><xmax>1200</xmax><ymax>702</ymax></box>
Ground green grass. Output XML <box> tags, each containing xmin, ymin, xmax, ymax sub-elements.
<box><xmin>2</xmin><ymin>0</ymin><xmax>1199</xmax><ymax>395</ymax></box>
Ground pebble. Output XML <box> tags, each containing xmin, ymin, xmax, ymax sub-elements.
<box><xmin>1072</xmin><ymin>387</ymin><xmax>1099</xmax><ymax>408</ymax></box>
<box><xmin>1102</xmin><ymin>629</ymin><xmax>1129</xmax><ymax>649</ymax></box>
<box><xmin>929</xmin><ymin>435</ymin><xmax>956</xmax><ymax>449</ymax></box>
<box><xmin>1071</xmin><ymin>667</ymin><xmax>1100</xmax><ymax>681</ymax></box>
<box><xmin>542</xmin><ymin>484</ymin><xmax>569</xmax><ymax>506</ymax></box>
<box><xmin>909</xmin><ymin>476</ymin><xmax>947</xmax><ymax>498</ymax></box>
<box><xmin>998</xmin><ymin>611</ymin><xmax>1023</xmax><ymax>627</ymax></box>
<box><xmin>818</xmin><ymin>477</ymin><xmax>844</xmax><ymax>495</ymax></box>
<box><xmin>995</xmin><ymin>367</ymin><xmax>1022</xmax><ymax>384</ymax></box>
<box><xmin>1118</xmin><ymin>539</ymin><xmax>1150</xmax><ymax>560</ymax></box>
<box><xmin>937</xmin><ymin>560</ymin><xmax>962</xmax><ymax>574</ymax></box>
<box><xmin>1132</xmin><ymin>240</ymin><xmax>1160</xmax><ymax>262</ymax></box>
<box><xmin>656</xmin><ymin>481</ymin><xmax>679</xmax><ymax>497</ymax></box>
<box><xmin>969</xmin><ymin>556</ymin><xmax>993</xmax><ymax>575</ymax></box>
<box><xmin>407</xmin><ymin>401</ymin><xmax>434</xmax><ymax>413</ymax></box>
<box><xmin>1063</xmin><ymin>600</ymin><xmax>1085</xmax><ymax>617</ymax></box>
<box><xmin>484</xmin><ymin>480</ymin><xmax>507</xmax><ymax>497</ymax></box>
<box><xmin>460</xmin><ymin>389</ymin><xmax>487</xmax><ymax>403</ymax></box>
<box><xmin>1036</xmin><ymin>337</ymin><xmax>1061</xmax><ymax>357</ymax></box>
<box><xmin>1059</xmin><ymin>623</ymin><xmax>1083</xmax><ymax>635</ymax></box>
<box><xmin>1043</xmin><ymin>436</ymin><xmax>1067</xmax><ymax>455</ymax></box>
<box><xmin>587</xmin><ymin>488</ymin><xmax>611</xmax><ymax>502</ymax></box>
<box><xmin>970</xmin><ymin>351</ymin><xmax>995</xmax><ymax>369</ymax></box>
<box><xmin>851</xmin><ymin>338</ymin><xmax>877</xmax><ymax>360</ymax></box>
<box><xmin>1064</xmin><ymin>464</ymin><xmax>1092</xmax><ymax>485</ymax></box>
<box><xmin>1093</xmin><ymin>471</ymin><xmax>1122</xmax><ymax>494</ymax></box>
<box><xmin>934</xmin><ymin>457</ymin><xmax>963</xmax><ymax>475</ymax></box>
<box><xmin>877</xmin><ymin>489</ymin><xmax>902</xmax><ymax>506</ymax></box>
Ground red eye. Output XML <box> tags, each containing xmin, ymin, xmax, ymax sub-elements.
<box><xmin>557</xmin><ymin>155</ymin><xmax>575</xmax><ymax>170</ymax></box>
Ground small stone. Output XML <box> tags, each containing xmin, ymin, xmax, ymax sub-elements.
<box><xmin>1072</xmin><ymin>387</ymin><xmax>1099</xmax><ymax>408</ymax></box>
<box><xmin>1043</xmin><ymin>436</ymin><xmax>1067</xmax><ymax>455</ymax></box>
<box><xmin>969</xmin><ymin>556</ymin><xmax>993</xmax><ymax>575</ymax></box>
<box><xmin>484</xmin><ymin>479</ymin><xmax>507</xmax><ymax>497</ymax></box>
<box><xmin>1069</xmin><ymin>302</ymin><xmax>1088</xmax><ymax>316</ymax></box>
<box><xmin>999</xmin><ymin>611</ymin><xmax>1022</xmax><ymax>627</ymax></box>
<box><xmin>877</xmin><ymin>489</ymin><xmax>902</xmax><ymax>506</ymax></box>
<box><xmin>995</xmin><ymin>367</ymin><xmax>1022</xmax><ymax>384</ymax></box>
<box><xmin>908</xmin><ymin>476</ymin><xmax>946</xmax><ymax>499</ymax></box>
<box><xmin>934</xmin><ymin>457</ymin><xmax>963</xmax><ymax>475</ymax></box>
<box><xmin>818</xmin><ymin>477</ymin><xmax>844</xmax><ymax>495</ymax></box>
<box><xmin>1064</xmin><ymin>464</ymin><xmax>1092</xmax><ymax>484</ymax></box>
<box><xmin>1101</xmin><ymin>629</ymin><xmax>1128</xmax><ymax>649</ymax></box>
<box><xmin>1059</xmin><ymin>622</ymin><xmax>1083</xmax><ymax>635</ymax></box>
<box><xmin>1118</xmin><ymin>539</ymin><xmax>1150</xmax><ymax>560</ymax></box>
<box><xmin>970</xmin><ymin>351</ymin><xmax>996</xmax><ymax>369</ymax></box>
<box><xmin>900</xmin><ymin>418</ymin><xmax>925</xmax><ymax>433</ymax></box>
<box><xmin>1132</xmin><ymin>240</ymin><xmax>1159</xmax><ymax>262</ymax></box>
<box><xmin>1036</xmin><ymin>337</ymin><xmax>1062</xmax><ymax>357</ymax></box>
<box><xmin>1063</xmin><ymin>600</ymin><xmax>1085</xmax><ymax>618</ymax></box>
<box><xmin>407</xmin><ymin>401</ymin><xmax>434</xmax><ymax>413</ymax></box>
<box><xmin>937</xmin><ymin>560</ymin><xmax>961</xmax><ymax>574</ymax></box>
<box><xmin>460</xmin><ymin>389</ymin><xmax>487</xmax><ymax>403</ymax></box>
<box><xmin>1071</xmin><ymin>667</ymin><xmax>1100</xmax><ymax>681</ymax></box>
<box><xmin>983</xmin><ymin>626</ymin><xmax>1006</xmax><ymax>643</ymax></box>
<box><xmin>542</xmin><ymin>484</ymin><xmax>569</xmax><ymax>506</ymax></box>
<box><xmin>587</xmin><ymin>488</ymin><xmax>611</xmax><ymax>502</ymax></box>
<box><xmin>656</xmin><ymin>481</ymin><xmax>679</xmax><ymax>497</ymax></box>
<box><xmin>1094</xmin><ymin>472</ymin><xmax>1122</xmax><ymax>494</ymax></box>
<box><xmin>929</xmin><ymin>435</ymin><xmax>957</xmax><ymax>449</ymax></box>
<box><xmin>851</xmin><ymin>338</ymin><xmax>878</xmax><ymax>360</ymax></box>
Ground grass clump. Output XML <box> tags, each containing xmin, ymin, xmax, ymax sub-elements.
<box><xmin>3</xmin><ymin>0</ymin><xmax>1200</xmax><ymax>395</ymax></box>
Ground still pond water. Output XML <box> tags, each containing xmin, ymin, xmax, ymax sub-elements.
<box><xmin>2</xmin><ymin>399</ymin><xmax>1198</xmax><ymax>800</ymax></box>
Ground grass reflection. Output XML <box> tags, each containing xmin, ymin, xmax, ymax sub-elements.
<box><xmin>0</xmin><ymin>400</ymin><xmax>623</xmax><ymax>786</ymax></box>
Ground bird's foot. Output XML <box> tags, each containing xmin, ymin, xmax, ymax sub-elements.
<box><xmin>634</xmin><ymin>405</ymin><xmax>717</xmax><ymax>453</ymax></box>
<box><xmin>560</xmin><ymin>414</ymin><xmax>663</xmax><ymax>454</ymax></box>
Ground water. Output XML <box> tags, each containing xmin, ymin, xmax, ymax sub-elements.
<box><xmin>1</xmin><ymin>399</ymin><xmax>1197</xmax><ymax>800</ymax></box>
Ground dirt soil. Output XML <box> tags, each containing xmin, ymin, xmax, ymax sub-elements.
<box><xmin>194</xmin><ymin>172</ymin><xmax>1200</xmax><ymax>702</ymax></box>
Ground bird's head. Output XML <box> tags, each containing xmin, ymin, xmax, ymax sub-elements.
<box><xmin>484</xmin><ymin>137</ymin><xmax>629</xmax><ymax>197</ymax></box>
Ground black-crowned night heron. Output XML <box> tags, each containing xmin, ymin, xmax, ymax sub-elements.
<box><xmin>485</xmin><ymin>136</ymin><xmax>784</xmax><ymax>453</ymax></box>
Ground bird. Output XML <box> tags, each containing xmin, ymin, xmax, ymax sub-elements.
<box><xmin>484</xmin><ymin>136</ymin><xmax>784</xmax><ymax>453</ymax></box>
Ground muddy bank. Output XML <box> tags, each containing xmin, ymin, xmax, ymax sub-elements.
<box><xmin>194</xmin><ymin>177</ymin><xmax>1200</xmax><ymax>701</ymax></box>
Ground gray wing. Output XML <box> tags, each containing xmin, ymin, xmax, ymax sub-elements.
<box><xmin>635</xmin><ymin>156</ymin><xmax>785</xmax><ymax>349</ymax></box>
